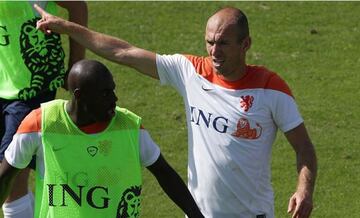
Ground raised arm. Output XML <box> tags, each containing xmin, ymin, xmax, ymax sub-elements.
<box><xmin>0</xmin><ymin>160</ymin><xmax>20</xmax><ymax>205</ymax></box>
<box><xmin>55</xmin><ymin>1</ymin><xmax>88</xmax><ymax>69</ymax></box>
<box><xmin>147</xmin><ymin>154</ymin><xmax>204</xmax><ymax>218</ymax></box>
<box><xmin>34</xmin><ymin>4</ymin><xmax>158</xmax><ymax>79</ymax></box>
<box><xmin>285</xmin><ymin>123</ymin><xmax>317</xmax><ymax>218</ymax></box>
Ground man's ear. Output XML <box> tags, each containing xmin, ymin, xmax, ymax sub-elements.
<box><xmin>73</xmin><ymin>88</ymin><xmax>81</xmax><ymax>99</ymax></box>
<box><xmin>242</xmin><ymin>36</ymin><xmax>251</xmax><ymax>52</ymax></box>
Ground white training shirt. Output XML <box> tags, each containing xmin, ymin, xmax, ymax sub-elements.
<box><xmin>157</xmin><ymin>54</ymin><xmax>303</xmax><ymax>218</ymax></box>
<box><xmin>5</xmin><ymin>108</ymin><xmax>160</xmax><ymax>179</ymax></box>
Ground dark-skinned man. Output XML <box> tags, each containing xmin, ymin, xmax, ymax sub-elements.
<box><xmin>0</xmin><ymin>59</ymin><xmax>204</xmax><ymax>218</ymax></box>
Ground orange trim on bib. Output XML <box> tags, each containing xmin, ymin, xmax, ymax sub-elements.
<box><xmin>17</xmin><ymin>108</ymin><xmax>42</xmax><ymax>133</ymax></box>
<box><xmin>16</xmin><ymin>108</ymin><xmax>121</xmax><ymax>134</ymax></box>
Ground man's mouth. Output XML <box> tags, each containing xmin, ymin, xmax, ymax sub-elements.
<box><xmin>212</xmin><ymin>59</ymin><xmax>225</xmax><ymax>67</ymax></box>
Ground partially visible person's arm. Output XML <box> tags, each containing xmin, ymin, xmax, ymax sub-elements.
<box><xmin>0</xmin><ymin>109</ymin><xmax>42</xmax><ymax>204</ymax></box>
<box><xmin>56</xmin><ymin>1</ymin><xmax>88</xmax><ymax>68</ymax></box>
<box><xmin>147</xmin><ymin>154</ymin><xmax>204</xmax><ymax>218</ymax></box>
<box><xmin>0</xmin><ymin>160</ymin><xmax>20</xmax><ymax>204</ymax></box>
<box><xmin>55</xmin><ymin>1</ymin><xmax>87</xmax><ymax>90</ymax></box>
<box><xmin>35</xmin><ymin>4</ymin><xmax>158</xmax><ymax>79</ymax></box>
<box><xmin>286</xmin><ymin>123</ymin><xmax>317</xmax><ymax>218</ymax></box>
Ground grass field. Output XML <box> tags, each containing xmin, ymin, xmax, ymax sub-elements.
<box><xmin>2</xmin><ymin>2</ymin><xmax>360</xmax><ymax>218</ymax></box>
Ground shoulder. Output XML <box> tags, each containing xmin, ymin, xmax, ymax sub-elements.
<box><xmin>17</xmin><ymin>108</ymin><xmax>42</xmax><ymax>134</ymax></box>
<box><xmin>245</xmin><ymin>65</ymin><xmax>293</xmax><ymax>97</ymax></box>
<box><xmin>117</xmin><ymin>107</ymin><xmax>141</xmax><ymax>120</ymax></box>
<box><xmin>115</xmin><ymin>107</ymin><xmax>141</xmax><ymax>129</ymax></box>
<box><xmin>183</xmin><ymin>55</ymin><xmax>214</xmax><ymax>78</ymax></box>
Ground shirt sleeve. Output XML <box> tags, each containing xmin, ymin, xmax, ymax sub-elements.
<box><xmin>4</xmin><ymin>109</ymin><xmax>42</xmax><ymax>169</ymax></box>
<box><xmin>139</xmin><ymin>129</ymin><xmax>160</xmax><ymax>167</ymax></box>
<box><xmin>156</xmin><ymin>53</ymin><xmax>194</xmax><ymax>96</ymax></box>
<box><xmin>269</xmin><ymin>91</ymin><xmax>304</xmax><ymax>133</ymax></box>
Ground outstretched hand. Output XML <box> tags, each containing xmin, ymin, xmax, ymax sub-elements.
<box><xmin>34</xmin><ymin>4</ymin><xmax>67</xmax><ymax>34</ymax></box>
<box><xmin>287</xmin><ymin>190</ymin><xmax>313</xmax><ymax>218</ymax></box>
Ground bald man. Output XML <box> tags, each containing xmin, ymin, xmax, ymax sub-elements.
<box><xmin>0</xmin><ymin>60</ymin><xmax>204</xmax><ymax>218</ymax></box>
<box><xmin>35</xmin><ymin>5</ymin><xmax>317</xmax><ymax>218</ymax></box>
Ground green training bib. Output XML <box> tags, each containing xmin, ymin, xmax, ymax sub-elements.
<box><xmin>35</xmin><ymin>100</ymin><xmax>143</xmax><ymax>218</ymax></box>
<box><xmin>0</xmin><ymin>2</ymin><xmax>65</xmax><ymax>100</ymax></box>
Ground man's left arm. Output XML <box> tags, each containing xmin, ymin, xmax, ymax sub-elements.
<box><xmin>285</xmin><ymin>123</ymin><xmax>317</xmax><ymax>218</ymax></box>
<box><xmin>147</xmin><ymin>154</ymin><xmax>204</xmax><ymax>218</ymax></box>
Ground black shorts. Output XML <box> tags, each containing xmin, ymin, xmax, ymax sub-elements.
<box><xmin>0</xmin><ymin>91</ymin><xmax>56</xmax><ymax>169</ymax></box>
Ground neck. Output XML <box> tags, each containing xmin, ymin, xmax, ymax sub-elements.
<box><xmin>66</xmin><ymin>101</ymin><xmax>93</xmax><ymax>127</ymax></box>
<box><xmin>217</xmin><ymin>64</ymin><xmax>247</xmax><ymax>82</ymax></box>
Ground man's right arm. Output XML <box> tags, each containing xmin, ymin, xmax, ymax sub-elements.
<box><xmin>0</xmin><ymin>109</ymin><xmax>42</xmax><ymax>204</ymax></box>
<box><xmin>34</xmin><ymin>4</ymin><xmax>158</xmax><ymax>79</ymax></box>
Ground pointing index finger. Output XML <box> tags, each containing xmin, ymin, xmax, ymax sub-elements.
<box><xmin>34</xmin><ymin>4</ymin><xmax>46</xmax><ymax>16</ymax></box>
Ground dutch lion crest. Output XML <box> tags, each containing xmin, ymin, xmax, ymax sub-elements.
<box><xmin>117</xmin><ymin>186</ymin><xmax>142</xmax><ymax>218</ymax></box>
<box><xmin>19</xmin><ymin>17</ymin><xmax>65</xmax><ymax>100</ymax></box>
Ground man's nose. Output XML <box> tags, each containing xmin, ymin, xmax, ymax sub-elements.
<box><xmin>211</xmin><ymin>43</ymin><xmax>221</xmax><ymax>57</ymax></box>
<box><xmin>110</xmin><ymin>91</ymin><xmax>118</xmax><ymax>102</ymax></box>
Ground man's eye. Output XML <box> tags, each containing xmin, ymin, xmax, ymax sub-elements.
<box><xmin>207</xmin><ymin>40</ymin><xmax>214</xmax><ymax>45</ymax></box>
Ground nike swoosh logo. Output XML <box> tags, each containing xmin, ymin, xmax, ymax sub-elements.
<box><xmin>52</xmin><ymin>146</ymin><xmax>65</xmax><ymax>152</ymax></box>
<box><xmin>201</xmin><ymin>85</ymin><xmax>213</xmax><ymax>91</ymax></box>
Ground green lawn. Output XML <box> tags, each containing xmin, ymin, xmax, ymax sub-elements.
<box><xmin>2</xmin><ymin>2</ymin><xmax>359</xmax><ymax>217</ymax></box>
